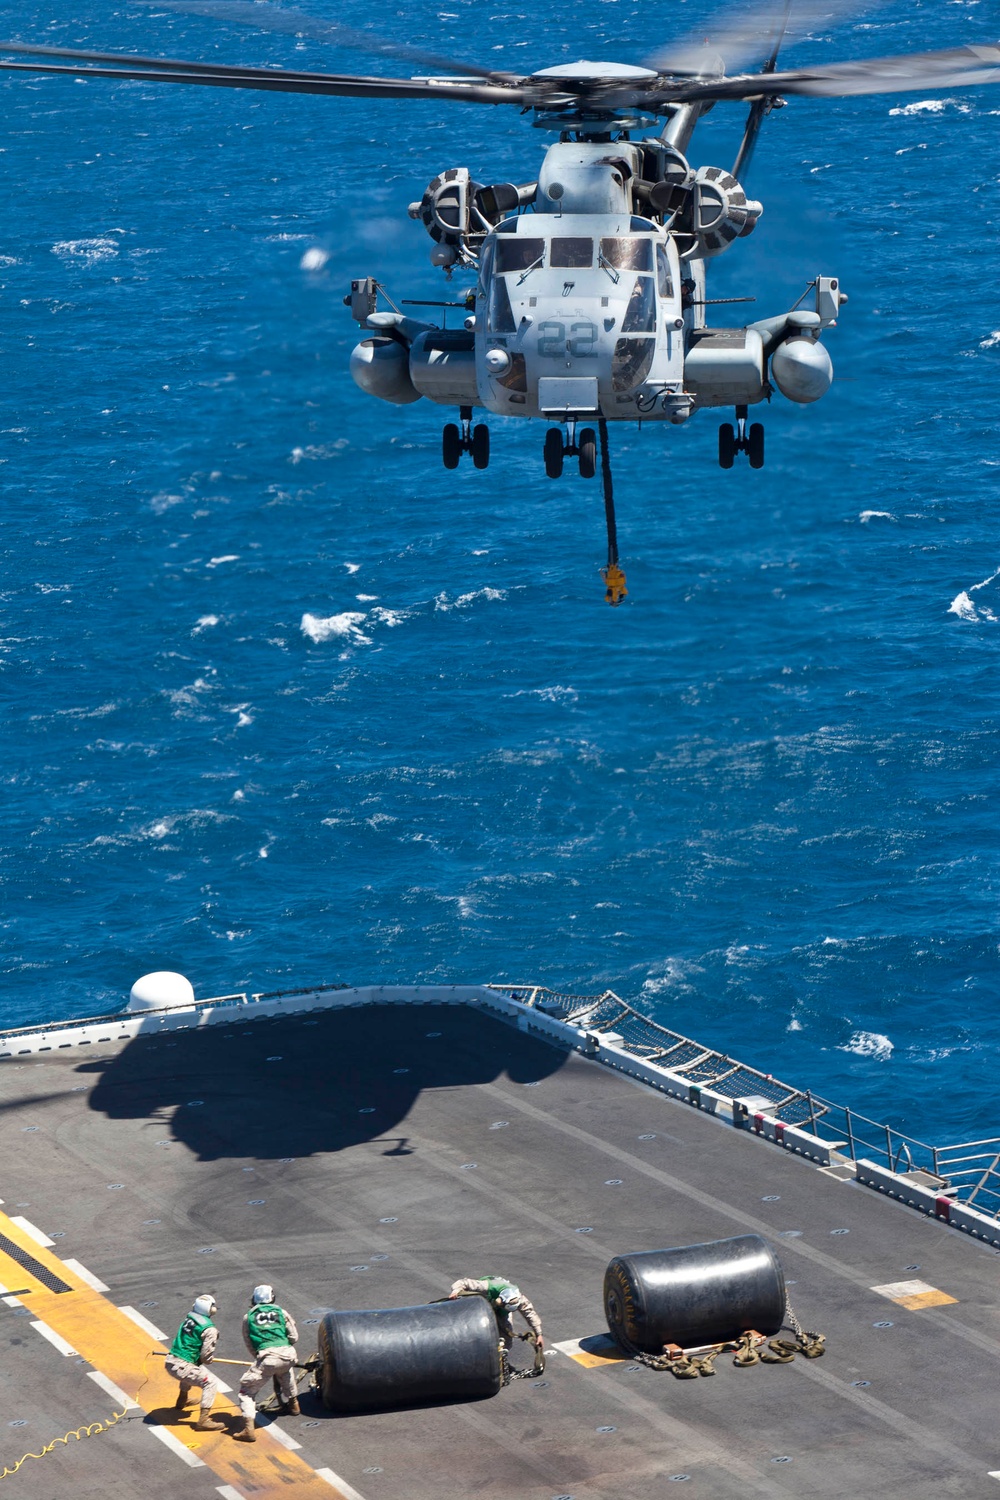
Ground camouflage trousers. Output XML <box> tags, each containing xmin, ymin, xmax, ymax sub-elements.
<box><xmin>164</xmin><ymin>1357</ymin><xmax>220</xmax><ymax>1412</ymax></box>
<box><xmin>238</xmin><ymin>1347</ymin><xmax>298</xmax><ymax>1421</ymax></box>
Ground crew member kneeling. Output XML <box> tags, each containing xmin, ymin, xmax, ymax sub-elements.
<box><xmin>165</xmin><ymin>1292</ymin><xmax>225</xmax><ymax>1431</ymax></box>
<box><xmin>448</xmin><ymin>1275</ymin><xmax>543</xmax><ymax>1352</ymax></box>
<box><xmin>235</xmin><ymin>1283</ymin><xmax>300</xmax><ymax>1442</ymax></box>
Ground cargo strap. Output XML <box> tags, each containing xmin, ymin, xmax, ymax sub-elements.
<box><xmin>598</xmin><ymin>417</ymin><xmax>627</xmax><ymax>606</ymax></box>
<box><xmin>611</xmin><ymin>1298</ymin><xmax>826</xmax><ymax>1378</ymax></box>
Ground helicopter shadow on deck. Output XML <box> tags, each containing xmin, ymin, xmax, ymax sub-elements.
<box><xmin>80</xmin><ymin>1003</ymin><xmax>569</xmax><ymax>1162</ymax></box>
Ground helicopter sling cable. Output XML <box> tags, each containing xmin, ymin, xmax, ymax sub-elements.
<box><xmin>598</xmin><ymin>419</ymin><xmax>627</xmax><ymax>607</ymax></box>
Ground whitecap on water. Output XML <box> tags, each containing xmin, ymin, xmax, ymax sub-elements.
<box><xmin>839</xmin><ymin>1030</ymin><xmax>893</xmax><ymax>1061</ymax></box>
<box><xmin>51</xmin><ymin>238</ymin><xmax>119</xmax><ymax>262</ymax></box>
<box><xmin>948</xmin><ymin>591</ymin><xmax>979</xmax><ymax>621</ymax></box>
<box><xmin>300</xmin><ymin>247</ymin><xmax>330</xmax><ymax>271</ymax></box>
<box><xmin>300</xmin><ymin>611</ymin><xmax>372</xmax><ymax>645</ymax></box>
<box><xmin>506</xmin><ymin>685</ymin><xmax>579</xmax><ymax>703</ymax></box>
<box><xmin>980</xmin><ymin>331</ymin><xmax>1000</xmax><ymax>349</ymax></box>
<box><xmin>193</xmin><ymin>615</ymin><xmax>221</xmax><ymax>633</ymax></box>
<box><xmin>434</xmin><ymin>587</ymin><xmax>506</xmax><ymax>611</ymax></box>
<box><xmin>948</xmin><ymin>565</ymin><xmax>1000</xmax><ymax>621</ymax></box>
<box><xmin>369</xmin><ymin>606</ymin><xmax>408</xmax><ymax>627</ymax></box>
<box><xmin>859</xmin><ymin>510</ymin><xmax>896</xmax><ymax>523</ymax></box>
<box><xmin>889</xmin><ymin>99</ymin><xmax>970</xmax><ymax>116</ymax></box>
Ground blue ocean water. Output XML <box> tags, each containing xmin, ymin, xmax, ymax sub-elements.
<box><xmin>2</xmin><ymin>0</ymin><xmax>999</xmax><ymax>1143</ymax></box>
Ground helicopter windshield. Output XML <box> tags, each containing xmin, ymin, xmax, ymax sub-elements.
<box><xmin>550</xmin><ymin>238</ymin><xmax>592</xmax><ymax>269</ymax></box>
<box><xmin>656</xmin><ymin>244</ymin><xmax>674</xmax><ymax>299</ymax></box>
<box><xmin>621</xmin><ymin>276</ymin><xmax>656</xmax><ymax>334</ymax></box>
<box><xmin>488</xmin><ymin>274</ymin><xmax>517</xmax><ymax>334</ymax></box>
<box><xmin>496</xmin><ymin>238</ymin><xmax>545</xmax><ymax>274</ymax></box>
<box><xmin>599</xmin><ymin>237</ymin><xmax>653</xmax><ymax>273</ymax></box>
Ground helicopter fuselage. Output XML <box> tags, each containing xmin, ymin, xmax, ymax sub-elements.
<box><xmin>350</xmin><ymin>129</ymin><xmax>844</xmax><ymax>472</ymax></box>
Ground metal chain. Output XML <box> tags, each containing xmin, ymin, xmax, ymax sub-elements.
<box><xmin>606</xmin><ymin>1296</ymin><xmax>826</xmax><ymax>1379</ymax></box>
<box><xmin>499</xmin><ymin>1336</ymin><xmax>545</xmax><ymax>1385</ymax></box>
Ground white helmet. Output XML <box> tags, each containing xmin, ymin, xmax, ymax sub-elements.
<box><xmin>497</xmin><ymin>1285</ymin><xmax>521</xmax><ymax>1307</ymax></box>
<box><xmin>252</xmin><ymin>1284</ymin><xmax>274</xmax><ymax>1305</ymax></box>
<box><xmin>192</xmin><ymin>1294</ymin><xmax>217</xmax><ymax>1318</ymax></box>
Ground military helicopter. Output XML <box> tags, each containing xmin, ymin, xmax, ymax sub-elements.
<box><xmin>3</xmin><ymin>12</ymin><xmax>1000</xmax><ymax>602</ymax></box>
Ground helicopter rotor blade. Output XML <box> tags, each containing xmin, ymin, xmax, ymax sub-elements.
<box><xmin>131</xmin><ymin>0</ymin><xmax>512</xmax><ymax>82</ymax></box>
<box><xmin>0</xmin><ymin>48</ymin><xmax>525</xmax><ymax>103</ymax></box>
<box><xmin>648</xmin><ymin>0</ymin><xmax>881</xmax><ymax>80</ymax></box>
<box><xmin>652</xmin><ymin>42</ymin><xmax>1000</xmax><ymax>106</ymax></box>
<box><xmin>731</xmin><ymin>0</ymin><xmax>791</xmax><ymax>181</ymax></box>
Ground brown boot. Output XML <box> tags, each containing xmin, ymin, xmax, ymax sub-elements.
<box><xmin>282</xmin><ymin>1398</ymin><xmax>301</xmax><ymax>1416</ymax></box>
<box><xmin>174</xmin><ymin>1386</ymin><xmax>193</xmax><ymax>1411</ymax></box>
<box><xmin>233</xmin><ymin>1419</ymin><xmax>257</xmax><ymax>1443</ymax></box>
<box><xmin>193</xmin><ymin>1414</ymin><xmax>226</xmax><ymax>1432</ymax></box>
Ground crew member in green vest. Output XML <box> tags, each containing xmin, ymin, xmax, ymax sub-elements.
<box><xmin>164</xmin><ymin>1292</ymin><xmax>226</xmax><ymax>1431</ymax></box>
<box><xmin>448</xmin><ymin>1275</ymin><xmax>543</xmax><ymax>1352</ymax></box>
<box><xmin>234</xmin><ymin>1283</ymin><xmax>300</xmax><ymax>1443</ymax></box>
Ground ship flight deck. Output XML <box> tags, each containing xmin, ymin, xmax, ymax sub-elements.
<box><xmin>1</xmin><ymin>984</ymin><xmax>999</xmax><ymax>1498</ymax></box>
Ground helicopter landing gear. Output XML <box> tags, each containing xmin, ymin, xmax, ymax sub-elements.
<box><xmin>578</xmin><ymin>427</ymin><xmax>597</xmax><ymax>480</ymax></box>
<box><xmin>718</xmin><ymin>406</ymin><xmax>765</xmax><ymax>470</ymax></box>
<box><xmin>544</xmin><ymin>427</ymin><xmax>564</xmax><ymax>478</ymax></box>
<box><xmin>543</xmin><ymin>420</ymin><xmax>598</xmax><ymax>479</ymax></box>
<box><xmin>443</xmin><ymin>407</ymin><xmax>489</xmax><ymax>470</ymax></box>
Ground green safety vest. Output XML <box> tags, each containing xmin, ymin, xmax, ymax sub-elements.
<box><xmin>479</xmin><ymin>1276</ymin><xmax>517</xmax><ymax>1306</ymax></box>
<box><xmin>169</xmin><ymin>1311</ymin><xmax>214</xmax><ymax>1364</ymax></box>
<box><xmin>247</xmin><ymin>1302</ymin><xmax>290</xmax><ymax>1352</ymax></box>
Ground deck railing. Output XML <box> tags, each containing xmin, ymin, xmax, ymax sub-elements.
<box><xmin>493</xmin><ymin>985</ymin><xmax>1000</xmax><ymax>1220</ymax></box>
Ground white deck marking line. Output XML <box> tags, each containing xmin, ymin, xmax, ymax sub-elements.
<box><xmin>256</xmin><ymin>1416</ymin><xmax>301</xmax><ymax>1450</ymax></box>
<box><xmin>118</xmin><ymin>1304</ymin><xmax>169</xmax><ymax>1340</ymax></box>
<box><xmin>216</xmin><ymin>1486</ymin><xmax>247</xmax><ymax>1500</ymax></box>
<box><xmin>314</xmin><ymin>1468</ymin><xmax>368</xmax><ymax>1500</ymax></box>
<box><xmin>88</xmin><ymin>1370</ymin><xmax>141</xmax><ymax>1410</ymax></box>
<box><xmin>988</xmin><ymin>1471</ymin><xmax>1000</xmax><ymax>1481</ymax></box>
<box><xmin>2</xmin><ymin>1294</ymin><xmax>23</xmax><ymax>1308</ymax></box>
<box><xmin>9</xmin><ymin>1215</ymin><xmax>55</xmax><ymax>1248</ymax></box>
<box><xmin>148</xmin><ymin>1422</ymin><xmax>206</xmax><ymax>1468</ymax></box>
<box><xmin>30</xmin><ymin>1319</ymin><xmax>78</xmax><ymax>1356</ymax></box>
<box><xmin>62</xmin><ymin>1257</ymin><xmax>109</xmax><ymax>1292</ymax></box>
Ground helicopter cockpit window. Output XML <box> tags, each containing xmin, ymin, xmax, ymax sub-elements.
<box><xmin>550</xmin><ymin>237</ymin><xmax>592</xmax><ymax>269</ymax></box>
<box><xmin>612</xmin><ymin>337</ymin><xmax>655</xmax><ymax>393</ymax></box>
<box><xmin>621</xmin><ymin>275</ymin><xmax>656</xmax><ymax>334</ymax></box>
<box><xmin>477</xmin><ymin>237</ymin><xmax>495</xmax><ymax>301</ymax></box>
<box><xmin>656</xmin><ymin>244</ymin><xmax>674</xmax><ymax>299</ymax></box>
<box><xmin>496</xmin><ymin>238</ymin><xmax>545</xmax><ymax>274</ymax></box>
<box><xmin>488</xmin><ymin>273</ymin><xmax>517</xmax><ymax>334</ymax></box>
<box><xmin>599</xmin><ymin>237</ymin><xmax>653</xmax><ymax>272</ymax></box>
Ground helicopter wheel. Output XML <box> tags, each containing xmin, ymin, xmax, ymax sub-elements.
<box><xmin>718</xmin><ymin>423</ymin><xmax>736</xmax><ymax>469</ymax></box>
<box><xmin>442</xmin><ymin>423</ymin><xmax>462</xmax><ymax>470</ymax></box>
<box><xmin>578</xmin><ymin>427</ymin><xmax>597</xmax><ymax>479</ymax></box>
<box><xmin>544</xmin><ymin>427</ymin><xmax>564</xmax><ymax>479</ymax></box>
<box><xmin>471</xmin><ymin>423</ymin><xmax>490</xmax><ymax>470</ymax></box>
<box><xmin>748</xmin><ymin>423</ymin><xmax>765</xmax><ymax>470</ymax></box>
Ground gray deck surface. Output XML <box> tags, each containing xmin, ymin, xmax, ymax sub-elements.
<box><xmin>2</xmin><ymin>1000</ymin><xmax>1000</xmax><ymax>1498</ymax></box>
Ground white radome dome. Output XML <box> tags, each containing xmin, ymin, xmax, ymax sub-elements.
<box><xmin>128</xmin><ymin>971</ymin><xmax>196</xmax><ymax>1013</ymax></box>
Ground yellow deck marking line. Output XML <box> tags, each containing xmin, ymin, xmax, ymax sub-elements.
<box><xmin>552</xmin><ymin>1333</ymin><xmax>630</xmax><ymax>1367</ymax></box>
<box><xmin>0</xmin><ymin>1209</ymin><xmax>349</xmax><ymax>1499</ymax></box>
<box><xmin>870</xmin><ymin>1279</ymin><xmax>958</xmax><ymax>1310</ymax></box>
